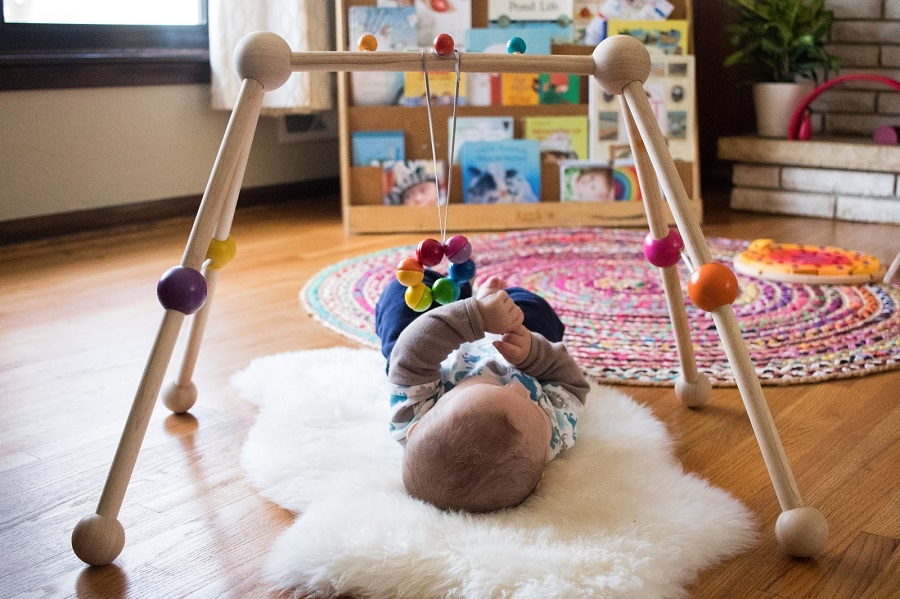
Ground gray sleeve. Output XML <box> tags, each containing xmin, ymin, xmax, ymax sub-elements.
<box><xmin>387</xmin><ymin>298</ymin><xmax>485</xmax><ymax>386</ymax></box>
<box><xmin>517</xmin><ymin>332</ymin><xmax>590</xmax><ymax>404</ymax></box>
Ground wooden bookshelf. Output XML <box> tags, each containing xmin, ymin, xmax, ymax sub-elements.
<box><xmin>335</xmin><ymin>0</ymin><xmax>701</xmax><ymax>233</ymax></box>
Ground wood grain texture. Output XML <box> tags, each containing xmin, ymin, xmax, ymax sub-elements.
<box><xmin>1</xmin><ymin>193</ymin><xmax>898</xmax><ymax>597</ymax></box>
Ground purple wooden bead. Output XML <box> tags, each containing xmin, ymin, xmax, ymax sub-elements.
<box><xmin>643</xmin><ymin>229</ymin><xmax>684</xmax><ymax>267</ymax></box>
<box><xmin>157</xmin><ymin>266</ymin><xmax>207</xmax><ymax>314</ymax></box>
<box><xmin>444</xmin><ymin>235</ymin><xmax>472</xmax><ymax>264</ymax></box>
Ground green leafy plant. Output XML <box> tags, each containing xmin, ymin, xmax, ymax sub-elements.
<box><xmin>724</xmin><ymin>0</ymin><xmax>840</xmax><ymax>83</ymax></box>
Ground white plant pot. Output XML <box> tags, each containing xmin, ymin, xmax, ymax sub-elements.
<box><xmin>752</xmin><ymin>82</ymin><xmax>815</xmax><ymax>138</ymax></box>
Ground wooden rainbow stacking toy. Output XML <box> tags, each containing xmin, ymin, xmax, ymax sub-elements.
<box><xmin>70</xmin><ymin>31</ymin><xmax>830</xmax><ymax>567</ymax></box>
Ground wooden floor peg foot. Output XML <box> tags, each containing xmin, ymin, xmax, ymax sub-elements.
<box><xmin>674</xmin><ymin>374</ymin><xmax>711</xmax><ymax>408</ymax></box>
<box><xmin>776</xmin><ymin>506</ymin><xmax>829</xmax><ymax>558</ymax></box>
<box><xmin>161</xmin><ymin>380</ymin><xmax>198</xmax><ymax>414</ymax></box>
<box><xmin>71</xmin><ymin>514</ymin><xmax>126</xmax><ymax>567</ymax></box>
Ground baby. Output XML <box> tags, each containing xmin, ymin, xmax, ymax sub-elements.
<box><xmin>376</xmin><ymin>274</ymin><xmax>590</xmax><ymax>513</ymax></box>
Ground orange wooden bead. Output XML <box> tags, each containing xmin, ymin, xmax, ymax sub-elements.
<box><xmin>358</xmin><ymin>34</ymin><xmax>378</xmax><ymax>52</ymax></box>
<box><xmin>396</xmin><ymin>257</ymin><xmax>425</xmax><ymax>287</ymax></box>
<box><xmin>687</xmin><ymin>263</ymin><xmax>739</xmax><ymax>312</ymax></box>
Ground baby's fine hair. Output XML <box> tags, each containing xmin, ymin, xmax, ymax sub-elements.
<box><xmin>402</xmin><ymin>405</ymin><xmax>543</xmax><ymax>513</ymax></box>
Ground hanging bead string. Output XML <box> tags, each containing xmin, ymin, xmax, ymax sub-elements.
<box><xmin>421</xmin><ymin>52</ymin><xmax>450</xmax><ymax>244</ymax></box>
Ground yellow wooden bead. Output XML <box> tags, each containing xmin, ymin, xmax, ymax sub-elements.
<box><xmin>405</xmin><ymin>283</ymin><xmax>433</xmax><ymax>312</ymax></box>
<box><xmin>206</xmin><ymin>236</ymin><xmax>237</xmax><ymax>270</ymax></box>
<box><xmin>358</xmin><ymin>34</ymin><xmax>378</xmax><ymax>52</ymax></box>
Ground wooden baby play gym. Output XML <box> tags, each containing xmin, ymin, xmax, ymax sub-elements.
<box><xmin>70</xmin><ymin>31</ymin><xmax>829</xmax><ymax>566</ymax></box>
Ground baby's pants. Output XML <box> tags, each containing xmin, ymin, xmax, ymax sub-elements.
<box><xmin>375</xmin><ymin>269</ymin><xmax>566</xmax><ymax>369</ymax></box>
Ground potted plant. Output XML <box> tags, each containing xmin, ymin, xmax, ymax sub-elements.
<box><xmin>724</xmin><ymin>0</ymin><xmax>840</xmax><ymax>137</ymax></box>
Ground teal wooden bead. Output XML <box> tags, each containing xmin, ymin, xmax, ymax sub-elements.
<box><xmin>507</xmin><ymin>36</ymin><xmax>526</xmax><ymax>54</ymax></box>
<box><xmin>448</xmin><ymin>259</ymin><xmax>475</xmax><ymax>283</ymax></box>
<box><xmin>432</xmin><ymin>277</ymin><xmax>460</xmax><ymax>305</ymax></box>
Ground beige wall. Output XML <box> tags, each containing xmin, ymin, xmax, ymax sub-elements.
<box><xmin>0</xmin><ymin>84</ymin><xmax>338</xmax><ymax>223</ymax></box>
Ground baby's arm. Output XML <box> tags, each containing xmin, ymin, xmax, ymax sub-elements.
<box><xmin>516</xmin><ymin>333</ymin><xmax>590</xmax><ymax>404</ymax></box>
<box><xmin>389</xmin><ymin>290</ymin><xmax>524</xmax><ymax>386</ymax></box>
<box><xmin>388</xmin><ymin>298</ymin><xmax>485</xmax><ymax>386</ymax></box>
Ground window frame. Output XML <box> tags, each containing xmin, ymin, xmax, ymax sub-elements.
<box><xmin>0</xmin><ymin>0</ymin><xmax>210</xmax><ymax>91</ymax></box>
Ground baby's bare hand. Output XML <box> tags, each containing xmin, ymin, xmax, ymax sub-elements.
<box><xmin>493</xmin><ymin>325</ymin><xmax>532</xmax><ymax>366</ymax></box>
<box><xmin>477</xmin><ymin>290</ymin><xmax>524</xmax><ymax>335</ymax></box>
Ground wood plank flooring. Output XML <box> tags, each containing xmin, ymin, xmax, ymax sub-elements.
<box><xmin>1</xmin><ymin>196</ymin><xmax>898</xmax><ymax>598</ymax></box>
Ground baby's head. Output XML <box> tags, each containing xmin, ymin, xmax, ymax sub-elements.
<box><xmin>402</xmin><ymin>378</ymin><xmax>551</xmax><ymax>513</ymax></box>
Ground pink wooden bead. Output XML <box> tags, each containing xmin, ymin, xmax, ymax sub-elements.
<box><xmin>444</xmin><ymin>235</ymin><xmax>472</xmax><ymax>264</ymax></box>
<box><xmin>643</xmin><ymin>228</ymin><xmax>684</xmax><ymax>267</ymax></box>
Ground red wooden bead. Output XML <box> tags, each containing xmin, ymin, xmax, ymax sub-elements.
<box><xmin>416</xmin><ymin>238</ymin><xmax>445</xmax><ymax>267</ymax></box>
<box><xmin>433</xmin><ymin>33</ymin><xmax>454</xmax><ymax>56</ymax></box>
<box><xmin>687</xmin><ymin>263</ymin><xmax>739</xmax><ymax>312</ymax></box>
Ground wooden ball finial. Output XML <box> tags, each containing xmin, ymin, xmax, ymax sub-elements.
<box><xmin>234</xmin><ymin>32</ymin><xmax>292</xmax><ymax>91</ymax></box>
<box><xmin>591</xmin><ymin>35</ymin><xmax>651</xmax><ymax>95</ymax></box>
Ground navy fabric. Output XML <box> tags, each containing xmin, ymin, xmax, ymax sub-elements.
<box><xmin>375</xmin><ymin>269</ymin><xmax>565</xmax><ymax>371</ymax></box>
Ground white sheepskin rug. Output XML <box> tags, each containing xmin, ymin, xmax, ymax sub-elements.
<box><xmin>233</xmin><ymin>347</ymin><xmax>756</xmax><ymax>599</ymax></box>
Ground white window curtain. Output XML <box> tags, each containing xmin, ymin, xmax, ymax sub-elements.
<box><xmin>209</xmin><ymin>0</ymin><xmax>334</xmax><ymax>115</ymax></box>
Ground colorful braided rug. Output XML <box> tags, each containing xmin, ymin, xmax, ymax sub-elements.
<box><xmin>301</xmin><ymin>228</ymin><xmax>900</xmax><ymax>386</ymax></box>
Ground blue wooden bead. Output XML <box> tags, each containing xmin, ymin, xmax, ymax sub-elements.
<box><xmin>507</xmin><ymin>36</ymin><xmax>526</xmax><ymax>54</ymax></box>
<box><xmin>157</xmin><ymin>266</ymin><xmax>207</xmax><ymax>314</ymax></box>
<box><xmin>448</xmin><ymin>259</ymin><xmax>476</xmax><ymax>283</ymax></box>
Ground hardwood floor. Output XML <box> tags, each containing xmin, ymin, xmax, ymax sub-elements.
<box><xmin>1</xmin><ymin>195</ymin><xmax>898</xmax><ymax>598</ymax></box>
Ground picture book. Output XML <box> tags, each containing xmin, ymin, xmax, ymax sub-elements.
<box><xmin>378</xmin><ymin>0</ymin><xmax>472</xmax><ymax>50</ymax></box>
<box><xmin>559</xmin><ymin>158</ymin><xmax>642</xmax><ymax>202</ymax></box>
<box><xmin>401</xmin><ymin>71</ymin><xmax>468</xmax><ymax>107</ymax></box>
<box><xmin>352</xmin><ymin>130</ymin><xmax>405</xmax><ymax>167</ymax></box>
<box><xmin>559</xmin><ymin>160</ymin><xmax>615</xmax><ymax>202</ymax></box>
<box><xmin>465</xmin><ymin>27</ymin><xmax>552</xmax><ymax>106</ymax></box>
<box><xmin>589</xmin><ymin>54</ymin><xmax>695</xmax><ymax>162</ymax></box>
<box><xmin>598</xmin><ymin>0</ymin><xmax>674</xmax><ymax>20</ymax></box>
<box><xmin>523</xmin><ymin>115</ymin><xmax>589</xmax><ymax>163</ymax></box>
<box><xmin>382</xmin><ymin>159</ymin><xmax>446</xmax><ymax>207</ymax></box>
<box><xmin>449</xmin><ymin>116</ymin><xmax>514</xmax><ymax>164</ymax></box>
<box><xmin>605</xmin><ymin>19</ymin><xmax>689</xmax><ymax>56</ymax></box>
<box><xmin>460</xmin><ymin>139</ymin><xmax>541</xmax><ymax>204</ymax></box>
<box><xmin>488</xmin><ymin>0</ymin><xmax>574</xmax><ymax>23</ymax></box>
<box><xmin>487</xmin><ymin>19</ymin><xmax>574</xmax><ymax>43</ymax></box>
<box><xmin>537</xmin><ymin>73</ymin><xmax>581</xmax><ymax>104</ymax></box>
<box><xmin>347</xmin><ymin>6</ymin><xmax>418</xmax><ymax>106</ymax></box>
<box><xmin>573</xmin><ymin>0</ymin><xmax>601</xmax><ymax>45</ymax></box>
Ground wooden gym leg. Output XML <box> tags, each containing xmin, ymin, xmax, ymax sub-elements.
<box><xmin>71</xmin><ymin>78</ymin><xmax>266</xmax><ymax>566</ymax></box>
<box><xmin>621</xmin><ymin>79</ymin><xmax>828</xmax><ymax>557</ymax></box>
<box><xmin>619</xmin><ymin>97</ymin><xmax>710</xmax><ymax>407</ymax></box>
<box><xmin>161</xmin><ymin>140</ymin><xmax>252</xmax><ymax>414</ymax></box>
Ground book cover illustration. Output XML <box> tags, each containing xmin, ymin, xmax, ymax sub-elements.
<box><xmin>450</xmin><ymin>116</ymin><xmax>514</xmax><ymax>164</ymax></box>
<box><xmin>460</xmin><ymin>140</ymin><xmax>541</xmax><ymax>204</ymax></box>
<box><xmin>588</xmin><ymin>54</ymin><xmax>695</xmax><ymax>162</ymax></box>
<box><xmin>488</xmin><ymin>0</ymin><xmax>574</xmax><ymax>22</ymax></box>
<box><xmin>348</xmin><ymin>6</ymin><xmax>418</xmax><ymax>106</ymax></box>
<box><xmin>465</xmin><ymin>27</ymin><xmax>552</xmax><ymax>106</ymax></box>
<box><xmin>524</xmin><ymin>115</ymin><xmax>589</xmax><ymax>163</ymax></box>
<box><xmin>573</xmin><ymin>0</ymin><xmax>600</xmax><ymax>45</ymax></box>
<box><xmin>401</xmin><ymin>71</ymin><xmax>468</xmax><ymax>106</ymax></box>
<box><xmin>379</xmin><ymin>0</ymin><xmax>473</xmax><ymax>49</ymax></box>
<box><xmin>352</xmin><ymin>130</ymin><xmax>406</xmax><ymax>167</ymax></box>
<box><xmin>605</xmin><ymin>19</ymin><xmax>688</xmax><ymax>56</ymax></box>
<box><xmin>537</xmin><ymin>73</ymin><xmax>580</xmax><ymax>104</ymax></box>
<box><xmin>383</xmin><ymin>159</ymin><xmax>446</xmax><ymax>206</ymax></box>
<box><xmin>559</xmin><ymin>159</ymin><xmax>642</xmax><ymax>202</ymax></box>
<box><xmin>598</xmin><ymin>0</ymin><xmax>674</xmax><ymax>20</ymax></box>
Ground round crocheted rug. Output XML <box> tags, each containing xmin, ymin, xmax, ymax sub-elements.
<box><xmin>301</xmin><ymin>228</ymin><xmax>899</xmax><ymax>386</ymax></box>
